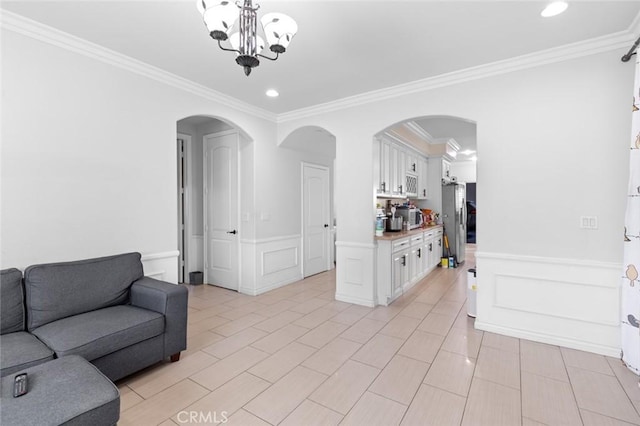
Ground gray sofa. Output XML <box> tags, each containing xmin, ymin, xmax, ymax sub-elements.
<box><xmin>0</xmin><ymin>252</ymin><xmax>188</xmax><ymax>382</ymax></box>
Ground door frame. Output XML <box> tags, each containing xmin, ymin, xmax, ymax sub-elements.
<box><xmin>203</xmin><ymin>129</ymin><xmax>241</xmax><ymax>288</ymax></box>
<box><xmin>177</xmin><ymin>133</ymin><xmax>192</xmax><ymax>284</ymax></box>
<box><xmin>301</xmin><ymin>162</ymin><xmax>331</xmax><ymax>277</ymax></box>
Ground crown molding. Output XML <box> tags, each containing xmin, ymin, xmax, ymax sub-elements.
<box><xmin>403</xmin><ymin>121</ymin><xmax>434</xmax><ymax>144</ymax></box>
<box><xmin>3</xmin><ymin>8</ymin><xmax>637</xmax><ymax>126</ymax></box>
<box><xmin>277</xmin><ymin>29</ymin><xmax>636</xmax><ymax>123</ymax></box>
<box><xmin>629</xmin><ymin>9</ymin><xmax>640</xmax><ymax>38</ymax></box>
<box><xmin>0</xmin><ymin>10</ymin><xmax>277</xmax><ymax>123</ymax></box>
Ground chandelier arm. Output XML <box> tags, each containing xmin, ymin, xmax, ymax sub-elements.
<box><xmin>217</xmin><ymin>39</ymin><xmax>241</xmax><ymax>54</ymax></box>
<box><xmin>256</xmin><ymin>52</ymin><xmax>279</xmax><ymax>62</ymax></box>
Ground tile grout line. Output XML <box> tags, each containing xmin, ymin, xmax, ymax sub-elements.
<box><xmin>608</xmin><ymin>356</ymin><xmax>640</xmax><ymax>419</ymax></box>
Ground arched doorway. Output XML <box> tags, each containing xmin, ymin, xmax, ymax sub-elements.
<box><xmin>372</xmin><ymin>115</ymin><xmax>477</xmax><ymax>300</ymax></box>
<box><xmin>280</xmin><ymin>126</ymin><xmax>337</xmax><ymax>277</ymax></box>
<box><xmin>176</xmin><ymin>115</ymin><xmax>251</xmax><ymax>288</ymax></box>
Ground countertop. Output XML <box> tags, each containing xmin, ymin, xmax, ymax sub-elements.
<box><xmin>375</xmin><ymin>224</ymin><xmax>443</xmax><ymax>241</ymax></box>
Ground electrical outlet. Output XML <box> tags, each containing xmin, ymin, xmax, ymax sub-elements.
<box><xmin>580</xmin><ymin>216</ymin><xmax>598</xmax><ymax>230</ymax></box>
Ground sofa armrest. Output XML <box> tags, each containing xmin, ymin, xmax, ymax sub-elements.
<box><xmin>130</xmin><ymin>277</ymin><xmax>188</xmax><ymax>359</ymax></box>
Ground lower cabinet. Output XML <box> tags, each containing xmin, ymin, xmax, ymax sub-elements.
<box><xmin>392</xmin><ymin>249</ymin><xmax>409</xmax><ymax>301</ymax></box>
<box><xmin>376</xmin><ymin>226</ymin><xmax>443</xmax><ymax>306</ymax></box>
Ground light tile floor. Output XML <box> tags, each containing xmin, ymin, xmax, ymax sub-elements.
<box><xmin>117</xmin><ymin>245</ymin><xmax>640</xmax><ymax>425</ymax></box>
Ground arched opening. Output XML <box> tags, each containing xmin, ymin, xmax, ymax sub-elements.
<box><xmin>176</xmin><ymin>115</ymin><xmax>253</xmax><ymax>286</ymax></box>
<box><xmin>372</xmin><ymin>115</ymin><xmax>477</xmax><ymax>304</ymax></box>
<box><xmin>281</xmin><ymin>125</ymin><xmax>337</xmax><ymax>277</ymax></box>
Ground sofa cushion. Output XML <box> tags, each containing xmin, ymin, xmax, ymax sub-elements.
<box><xmin>31</xmin><ymin>305</ymin><xmax>164</xmax><ymax>361</ymax></box>
<box><xmin>1</xmin><ymin>268</ymin><xmax>25</xmax><ymax>334</ymax></box>
<box><xmin>24</xmin><ymin>252</ymin><xmax>144</xmax><ymax>330</ymax></box>
<box><xmin>0</xmin><ymin>331</ymin><xmax>55</xmax><ymax>377</ymax></box>
<box><xmin>1</xmin><ymin>355</ymin><xmax>120</xmax><ymax>426</ymax></box>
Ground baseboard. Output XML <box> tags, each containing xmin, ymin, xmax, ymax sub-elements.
<box><xmin>475</xmin><ymin>320</ymin><xmax>620</xmax><ymax>358</ymax></box>
<box><xmin>239</xmin><ymin>275</ymin><xmax>302</xmax><ymax>296</ymax></box>
<box><xmin>335</xmin><ymin>292</ymin><xmax>376</xmax><ymax>307</ymax></box>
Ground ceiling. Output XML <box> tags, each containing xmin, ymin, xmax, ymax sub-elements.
<box><xmin>3</xmin><ymin>1</ymin><xmax>639</xmax><ymax>158</ymax></box>
<box><xmin>3</xmin><ymin>0</ymin><xmax>639</xmax><ymax>116</ymax></box>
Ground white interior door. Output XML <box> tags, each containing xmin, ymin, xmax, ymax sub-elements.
<box><xmin>303</xmin><ymin>163</ymin><xmax>330</xmax><ymax>277</ymax></box>
<box><xmin>204</xmin><ymin>132</ymin><xmax>239</xmax><ymax>290</ymax></box>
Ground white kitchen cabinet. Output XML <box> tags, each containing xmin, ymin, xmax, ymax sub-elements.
<box><xmin>417</xmin><ymin>157</ymin><xmax>428</xmax><ymax>199</ymax></box>
<box><xmin>410</xmin><ymin>234</ymin><xmax>424</xmax><ymax>282</ymax></box>
<box><xmin>423</xmin><ymin>230</ymin><xmax>434</xmax><ymax>273</ymax></box>
<box><xmin>375</xmin><ymin>136</ymin><xmax>428</xmax><ymax>200</ymax></box>
<box><xmin>442</xmin><ymin>159</ymin><xmax>451</xmax><ymax>181</ymax></box>
<box><xmin>393</xmin><ymin>144</ymin><xmax>406</xmax><ymax>196</ymax></box>
<box><xmin>406</xmin><ymin>151</ymin><xmax>418</xmax><ymax>175</ymax></box>
<box><xmin>375</xmin><ymin>226</ymin><xmax>443</xmax><ymax>306</ymax></box>
<box><xmin>432</xmin><ymin>228</ymin><xmax>443</xmax><ymax>268</ymax></box>
<box><xmin>376</xmin><ymin>138</ymin><xmax>393</xmax><ymax>196</ymax></box>
<box><xmin>376</xmin><ymin>236</ymin><xmax>410</xmax><ymax>305</ymax></box>
<box><xmin>392</xmin><ymin>250</ymin><xmax>409</xmax><ymax>300</ymax></box>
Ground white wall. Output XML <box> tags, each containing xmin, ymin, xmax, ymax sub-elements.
<box><xmin>241</xmin><ymin>127</ymin><xmax>335</xmax><ymax>295</ymax></box>
<box><xmin>278</xmin><ymin>49</ymin><xmax>633</xmax><ymax>355</ymax></box>
<box><xmin>0</xmin><ymin>29</ymin><xmax>275</xmax><ymax>283</ymax></box>
<box><xmin>2</xmin><ymin>19</ymin><xmax>634</xmax><ymax>355</ymax></box>
<box><xmin>450</xmin><ymin>160</ymin><xmax>477</xmax><ymax>183</ymax></box>
<box><xmin>177</xmin><ymin>118</ymin><xmax>233</xmax><ymax>277</ymax></box>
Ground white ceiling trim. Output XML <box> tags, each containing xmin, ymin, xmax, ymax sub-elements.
<box><xmin>277</xmin><ymin>29</ymin><xmax>636</xmax><ymax>123</ymax></box>
<box><xmin>629</xmin><ymin>9</ymin><xmax>640</xmax><ymax>38</ymax></box>
<box><xmin>403</xmin><ymin>122</ymin><xmax>434</xmax><ymax>144</ymax></box>
<box><xmin>0</xmin><ymin>10</ymin><xmax>278</xmax><ymax>122</ymax></box>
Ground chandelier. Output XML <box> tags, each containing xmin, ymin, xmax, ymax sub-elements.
<box><xmin>197</xmin><ymin>0</ymin><xmax>298</xmax><ymax>76</ymax></box>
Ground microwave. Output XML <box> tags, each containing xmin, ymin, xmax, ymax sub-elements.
<box><xmin>395</xmin><ymin>207</ymin><xmax>423</xmax><ymax>230</ymax></box>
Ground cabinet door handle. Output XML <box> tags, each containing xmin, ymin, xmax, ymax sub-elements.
<box><xmin>401</xmin><ymin>256</ymin><xmax>406</xmax><ymax>266</ymax></box>
<box><xmin>398</xmin><ymin>185</ymin><xmax>403</xmax><ymax>194</ymax></box>
<box><xmin>438</xmin><ymin>239</ymin><xmax>442</xmax><ymax>246</ymax></box>
<box><xmin>417</xmin><ymin>248</ymin><xmax>421</xmax><ymax>258</ymax></box>
<box><xmin>423</xmin><ymin>189</ymin><xmax>426</xmax><ymax>197</ymax></box>
<box><xmin>227</xmin><ymin>230</ymin><xmax>237</xmax><ymax>235</ymax></box>
<box><xmin>429</xmin><ymin>243</ymin><xmax>433</xmax><ymax>251</ymax></box>
<box><xmin>381</xmin><ymin>182</ymin><xmax>386</xmax><ymax>192</ymax></box>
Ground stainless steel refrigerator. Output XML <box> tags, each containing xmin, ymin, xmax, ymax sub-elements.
<box><xmin>442</xmin><ymin>183</ymin><xmax>466</xmax><ymax>264</ymax></box>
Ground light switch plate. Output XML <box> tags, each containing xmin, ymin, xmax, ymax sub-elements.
<box><xmin>580</xmin><ymin>216</ymin><xmax>598</xmax><ymax>230</ymax></box>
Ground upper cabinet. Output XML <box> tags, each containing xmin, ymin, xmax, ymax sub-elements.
<box><xmin>442</xmin><ymin>158</ymin><xmax>451</xmax><ymax>182</ymax></box>
<box><xmin>375</xmin><ymin>136</ymin><xmax>427</xmax><ymax>199</ymax></box>
<box><xmin>417</xmin><ymin>157</ymin><xmax>428</xmax><ymax>199</ymax></box>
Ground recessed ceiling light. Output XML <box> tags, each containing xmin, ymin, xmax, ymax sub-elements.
<box><xmin>541</xmin><ymin>1</ymin><xmax>568</xmax><ymax>17</ymax></box>
<box><xmin>265</xmin><ymin>89</ymin><xmax>279</xmax><ymax>98</ymax></box>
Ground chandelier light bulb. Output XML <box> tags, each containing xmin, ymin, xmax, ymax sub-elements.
<box><xmin>198</xmin><ymin>0</ymin><xmax>297</xmax><ymax>76</ymax></box>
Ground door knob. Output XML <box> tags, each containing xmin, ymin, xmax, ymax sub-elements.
<box><xmin>227</xmin><ymin>230</ymin><xmax>237</xmax><ymax>234</ymax></box>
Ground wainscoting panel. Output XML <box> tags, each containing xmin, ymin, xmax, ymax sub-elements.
<box><xmin>335</xmin><ymin>242</ymin><xmax>376</xmax><ymax>307</ymax></box>
<box><xmin>262</xmin><ymin>247</ymin><xmax>299</xmax><ymax>276</ymax></box>
<box><xmin>141</xmin><ymin>251</ymin><xmax>180</xmax><ymax>284</ymax></box>
<box><xmin>239</xmin><ymin>235</ymin><xmax>303</xmax><ymax>296</ymax></box>
<box><xmin>475</xmin><ymin>251</ymin><xmax>622</xmax><ymax>357</ymax></box>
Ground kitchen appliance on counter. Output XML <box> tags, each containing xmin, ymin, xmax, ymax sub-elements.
<box><xmin>386</xmin><ymin>206</ymin><xmax>403</xmax><ymax>232</ymax></box>
<box><xmin>395</xmin><ymin>206</ymin><xmax>423</xmax><ymax>230</ymax></box>
<box><xmin>442</xmin><ymin>183</ymin><xmax>466</xmax><ymax>264</ymax></box>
